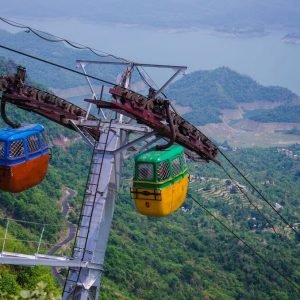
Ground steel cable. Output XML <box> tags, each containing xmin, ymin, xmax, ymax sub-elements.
<box><xmin>188</xmin><ymin>192</ymin><xmax>300</xmax><ymax>293</ymax></box>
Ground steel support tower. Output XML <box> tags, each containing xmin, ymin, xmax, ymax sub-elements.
<box><xmin>62</xmin><ymin>61</ymin><xmax>186</xmax><ymax>299</ymax></box>
<box><xmin>0</xmin><ymin>61</ymin><xmax>186</xmax><ymax>299</ymax></box>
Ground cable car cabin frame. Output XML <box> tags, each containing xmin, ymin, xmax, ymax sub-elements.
<box><xmin>132</xmin><ymin>145</ymin><xmax>188</xmax><ymax>217</ymax></box>
<box><xmin>0</xmin><ymin>124</ymin><xmax>49</xmax><ymax>193</ymax></box>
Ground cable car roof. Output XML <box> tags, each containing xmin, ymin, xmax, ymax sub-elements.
<box><xmin>135</xmin><ymin>145</ymin><xmax>184</xmax><ymax>163</ymax></box>
<box><xmin>0</xmin><ymin>124</ymin><xmax>45</xmax><ymax>141</ymax></box>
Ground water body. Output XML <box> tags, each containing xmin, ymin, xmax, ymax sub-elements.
<box><xmin>1</xmin><ymin>18</ymin><xmax>300</xmax><ymax>94</ymax></box>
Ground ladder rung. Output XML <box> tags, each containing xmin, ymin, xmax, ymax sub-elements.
<box><xmin>85</xmin><ymin>194</ymin><xmax>96</xmax><ymax>198</ymax></box>
<box><xmin>65</xmin><ymin>278</ymin><xmax>78</xmax><ymax>283</ymax></box>
<box><xmin>65</xmin><ymin>272</ymin><xmax>80</xmax><ymax>281</ymax></box>
<box><xmin>80</xmin><ymin>214</ymin><xmax>92</xmax><ymax>218</ymax></box>
<box><xmin>74</xmin><ymin>247</ymin><xmax>84</xmax><ymax>252</ymax></box>
<box><xmin>83</xmin><ymin>202</ymin><xmax>96</xmax><ymax>206</ymax></box>
<box><xmin>73</xmin><ymin>248</ymin><xmax>84</xmax><ymax>252</ymax></box>
<box><xmin>67</xmin><ymin>271</ymin><xmax>79</xmax><ymax>282</ymax></box>
<box><xmin>82</xmin><ymin>201</ymin><xmax>94</xmax><ymax>205</ymax></box>
<box><xmin>67</xmin><ymin>269</ymin><xmax>79</xmax><ymax>273</ymax></box>
<box><xmin>76</xmin><ymin>235</ymin><xmax>88</xmax><ymax>239</ymax></box>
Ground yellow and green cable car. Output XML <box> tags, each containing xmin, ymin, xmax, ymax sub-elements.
<box><xmin>131</xmin><ymin>145</ymin><xmax>188</xmax><ymax>217</ymax></box>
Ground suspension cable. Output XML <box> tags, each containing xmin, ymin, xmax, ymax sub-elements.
<box><xmin>0</xmin><ymin>44</ymin><xmax>116</xmax><ymax>86</ymax></box>
<box><xmin>0</xmin><ymin>17</ymin><xmax>176</xmax><ymax>103</ymax></box>
<box><xmin>219</xmin><ymin>164</ymin><xmax>277</xmax><ymax>234</ymax></box>
<box><xmin>135</xmin><ymin>66</ymin><xmax>167</xmax><ymax>97</ymax></box>
<box><xmin>135</xmin><ymin>66</ymin><xmax>154</xmax><ymax>90</ymax></box>
<box><xmin>218</xmin><ymin>148</ymin><xmax>300</xmax><ymax>238</ymax></box>
<box><xmin>1</xmin><ymin>24</ymin><xmax>295</xmax><ymax>240</ymax></box>
<box><xmin>188</xmin><ymin>192</ymin><xmax>300</xmax><ymax>292</ymax></box>
<box><xmin>0</xmin><ymin>16</ymin><xmax>128</xmax><ymax>62</ymax></box>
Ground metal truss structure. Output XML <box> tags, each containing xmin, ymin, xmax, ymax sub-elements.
<box><xmin>0</xmin><ymin>61</ymin><xmax>218</xmax><ymax>299</ymax></box>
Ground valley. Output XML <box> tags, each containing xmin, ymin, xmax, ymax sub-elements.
<box><xmin>0</xmin><ymin>40</ymin><xmax>299</xmax><ymax>299</ymax></box>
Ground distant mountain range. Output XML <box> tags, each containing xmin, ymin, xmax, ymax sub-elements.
<box><xmin>167</xmin><ymin>67</ymin><xmax>299</xmax><ymax>125</ymax></box>
<box><xmin>1</xmin><ymin>34</ymin><xmax>300</xmax><ymax>300</ymax></box>
<box><xmin>1</xmin><ymin>28</ymin><xmax>300</xmax><ymax>128</ymax></box>
<box><xmin>0</xmin><ymin>29</ymin><xmax>123</xmax><ymax>89</ymax></box>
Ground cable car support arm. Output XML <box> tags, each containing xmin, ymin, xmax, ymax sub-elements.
<box><xmin>87</xmin><ymin>85</ymin><xmax>220</xmax><ymax>165</ymax></box>
<box><xmin>0</xmin><ymin>64</ymin><xmax>220</xmax><ymax>299</ymax></box>
<box><xmin>0</xmin><ymin>66</ymin><xmax>99</xmax><ymax>140</ymax></box>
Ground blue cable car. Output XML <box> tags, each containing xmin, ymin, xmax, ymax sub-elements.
<box><xmin>0</xmin><ymin>124</ymin><xmax>49</xmax><ymax>192</ymax></box>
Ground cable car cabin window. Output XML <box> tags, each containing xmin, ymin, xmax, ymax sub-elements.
<box><xmin>157</xmin><ymin>161</ymin><xmax>170</xmax><ymax>181</ymax></box>
<box><xmin>172</xmin><ymin>157</ymin><xmax>181</xmax><ymax>176</ymax></box>
<box><xmin>9</xmin><ymin>140</ymin><xmax>24</xmax><ymax>157</ymax></box>
<box><xmin>0</xmin><ymin>142</ymin><xmax>5</xmax><ymax>157</ymax></box>
<box><xmin>136</xmin><ymin>163</ymin><xmax>154</xmax><ymax>181</ymax></box>
<box><xmin>27</xmin><ymin>134</ymin><xmax>40</xmax><ymax>153</ymax></box>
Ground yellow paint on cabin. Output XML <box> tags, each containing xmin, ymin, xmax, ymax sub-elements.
<box><xmin>133</xmin><ymin>174</ymin><xmax>189</xmax><ymax>217</ymax></box>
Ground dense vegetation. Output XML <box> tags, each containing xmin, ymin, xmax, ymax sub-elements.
<box><xmin>0</xmin><ymin>57</ymin><xmax>300</xmax><ymax>299</ymax></box>
<box><xmin>167</xmin><ymin>67</ymin><xmax>298</xmax><ymax>125</ymax></box>
<box><xmin>245</xmin><ymin>104</ymin><xmax>300</xmax><ymax>123</ymax></box>
<box><xmin>0</xmin><ymin>58</ymin><xmax>91</xmax><ymax>297</ymax></box>
<box><xmin>2</xmin><ymin>29</ymin><xmax>299</xmax><ymax>128</ymax></box>
<box><xmin>97</xmin><ymin>147</ymin><xmax>300</xmax><ymax>300</ymax></box>
<box><xmin>0</xmin><ymin>135</ymin><xmax>91</xmax><ymax>297</ymax></box>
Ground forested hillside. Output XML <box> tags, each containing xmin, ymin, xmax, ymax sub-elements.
<box><xmin>0</xmin><ymin>58</ymin><xmax>91</xmax><ymax>298</ymax></box>
<box><xmin>167</xmin><ymin>67</ymin><xmax>298</xmax><ymax>125</ymax></box>
<box><xmin>102</xmin><ymin>148</ymin><xmax>300</xmax><ymax>299</ymax></box>
<box><xmin>1</xmin><ymin>28</ymin><xmax>299</xmax><ymax>129</ymax></box>
<box><xmin>245</xmin><ymin>104</ymin><xmax>300</xmax><ymax>123</ymax></box>
<box><xmin>0</xmin><ymin>58</ymin><xmax>300</xmax><ymax>299</ymax></box>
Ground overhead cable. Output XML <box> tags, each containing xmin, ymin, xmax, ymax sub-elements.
<box><xmin>218</xmin><ymin>148</ymin><xmax>300</xmax><ymax>239</ymax></box>
<box><xmin>0</xmin><ymin>44</ymin><xmax>116</xmax><ymax>86</ymax></box>
<box><xmin>136</xmin><ymin>66</ymin><xmax>168</xmax><ymax>98</ymax></box>
<box><xmin>219</xmin><ymin>164</ymin><xmax>277</xmax><ymax>234</ymax></box>
<box><xmin>0</xmin><ymin>16</ymin><xmax>128</xmax><ymax>62</ymax></box>
<box><xmin>188</xmin><ymin>192</ymin><xmax>300</xmax><ymax>292</ymax></box>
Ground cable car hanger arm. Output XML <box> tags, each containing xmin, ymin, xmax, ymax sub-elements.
<box><xmin>0</xmin><ymin>67</ymin><xmax>99</xmax><ymax>139</ymax></box>
<box><xmin>86</xmin><ymin>85</ymin><xmax>220</xmax><ymax>165</ymax></box>
<box><xmin>0</xmin><ymin>67</ymin><xmax>220</xmax><ymax>164</ymax></box>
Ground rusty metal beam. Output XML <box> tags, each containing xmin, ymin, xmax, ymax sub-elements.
<box><xmin>0</xmin><ymin>67</ymin><xmax>99</xmax><ymax>139</ymax></box>
<box><xmin>0</xmin><ymin>67</ymin><xmax>219</xmax><ymax>164</ymax></box>
<box><xmin>86</xmin><ymin>86</ymin><xmax>220</xmax><ymax>164</ymax></box>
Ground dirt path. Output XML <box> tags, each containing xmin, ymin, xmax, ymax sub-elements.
<box><xmin>47</xmin><ymin>188</ymin><xmax>77</xmax><ymax>285</ymax></box>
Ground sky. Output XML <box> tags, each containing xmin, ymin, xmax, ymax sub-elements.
<box><xmin>2</xmin><ymin>0</ymin><xmax>300</xmax><ymax>30</ymax></box>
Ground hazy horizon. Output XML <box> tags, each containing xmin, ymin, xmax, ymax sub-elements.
<box><xmin>2</xmin><ymin>0</ymin><xmax>300</xmax><ymax>30</ymax></box>
<box><xmin>1</xmin><ymin>2</ymin><xmax>300</xmax><ymax>93</ymax></box>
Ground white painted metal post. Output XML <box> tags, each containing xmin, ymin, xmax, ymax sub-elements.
<box><xmin>36</xmin><ymin>225</ymin><xmax>45</xmax><ymax>254</ymax></box>
<box><xmin>2</xmin><ymin>220</ymin><xmax>9</xmax><ymax>253</ymax></box>
<box><xmin>79</xmin><ymin>62</ymin><xmax>106</xmax><ymax>120</ymax></box>
<box><xmin>62</xmin><ymin>126</ymin><xmax>123</xmax><ymax>299</ymax></box>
